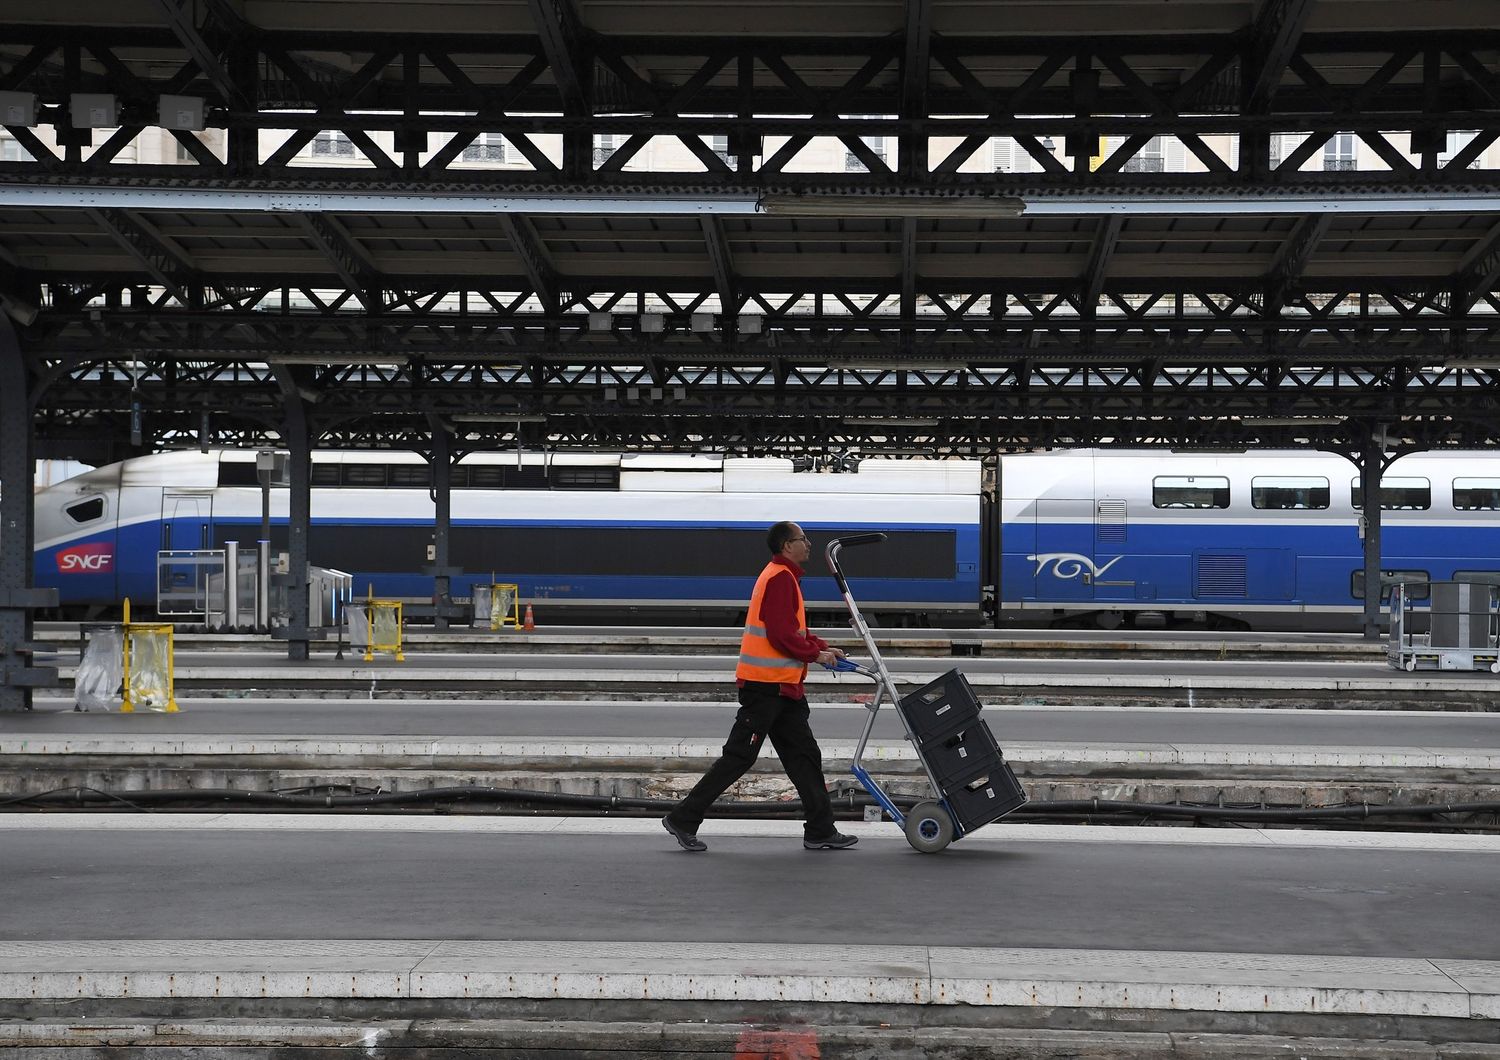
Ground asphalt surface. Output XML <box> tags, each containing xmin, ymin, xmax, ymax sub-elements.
<box><xmin>9</xmin><ymin>698</ymin><xmax>1500</xmax><ymax>748</ymax></box>
<box><xmin>4</xmin><ymin>826</ymin><xmax>1495</xmax><ymax>959</ymax></box>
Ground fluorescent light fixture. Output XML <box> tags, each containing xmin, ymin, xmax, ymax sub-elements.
<box><xmin>1241</xmin><ymin>416</ymin><xmax>1344</xmax><ymax>426</ymax></box>
<box><xmin>159</xmin><ymin>95</ymin><xmax>205</xmax><ymax>132</ymax></box>
<box><xmin>70</xmin><ymin>93</ymin><xmax>119</xmax><ymax>128</ymax></box>
<box><xmin>843</xmin><ymin>417</ymin><xmax>942</xmax><ymax>427</ymax></box>
<box><xmin>262</xmin><ymin>353</ymin><xmax>409</xmax><ymax>366</ymax></box>
<box><xmin>1446</xmin><ymin>358</ymin><xmax>1500</xmax><ymax>369</ymax></box>
<box><xmin>759</xmin><ymin>194</ymin><xmax>1025</xmax><ymax>218</ymax></box>
<box><xmin>0</xmin><ymin>91</ymin><xmax>37</xmax><ymax>126</ymax></box>
<box><xmin>452</xmin><ymin>413</ymin><xmax>547</xmax><ymax>424</ymax></box>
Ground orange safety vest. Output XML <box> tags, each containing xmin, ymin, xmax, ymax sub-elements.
<box><xmin>736</xmin><ymin>560</ymin><xmax>809</xmax><ymax>684</ymax></box>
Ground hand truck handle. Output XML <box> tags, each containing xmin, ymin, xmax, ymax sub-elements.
<box><xmin>824</xmin><ymin>533</ymin><xmax>887</xmax><ymax>593</ymax></box>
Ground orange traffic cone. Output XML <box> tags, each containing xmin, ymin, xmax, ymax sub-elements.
<box><xmin>523</xmin><ymin>603</ymin><xmax>536</xmax><ymax>631</ymax></box>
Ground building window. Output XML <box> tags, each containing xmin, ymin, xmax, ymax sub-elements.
<box><xmin>462</xmin><ymin>133</ymin><xmax>507</xmax><ymax>163</ymax></box>
<box><xmin>1251</xmin><ymin>476</ymin><xmax>1330</xmax><ymax>510</ymax></box>
<box><xmin>843</xmin><ymin>117</ymin><xmax>887</xmax><ymax>172</ymax></box>
<box><xmin>0</xmin><ymin>134</ymin><xmax>33</xmax><ymax>162</ymax></box>
<box><xmin>1323</xmin><ymin>132</ymin><xmax>1357</xmax><ymax>171</ymax></box>
<box><xmin>312</xmin><ymin>131</ymin><xmax>355</xmax><ymax>157</ymax></box>
<box><xmin>593</xmin><ymin>133</ymin><xmax>622</xmax><ymax>168</ymax></box>
<box><xmin>990</xmin><ymin>137</ymin><xmax>1040</xmax><ymax>173</ymax></box>
<box><xmin>706</xmin><ymin>133</ymin><xmax>731</xmax><ymax>166</ymax></box>
<box><xmin>1440</xmin><ymin>130</ymin><xmax>1483</xmax><ymax>169</ymax></box>
<box><xmin>1153</xmin><ymin>476</ymin><xmax>1230</xmax><ymax>509</ymax></box>
<box><xmin>1122</xmin><ymin>135</ymin><xmax>1165</xmax><ymax>173</ymax></box>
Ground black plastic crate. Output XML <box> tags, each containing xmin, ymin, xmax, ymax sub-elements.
<box><xmin>897</xmin><ymin>668</ymin><xmax>982</xmax><ymax>742</ymax></box>
<box><xmin>940</xmin><ymin>759</ymin><xmax>1027</xmax><ymax>832</ymax></box>
<box><xmin>921</xmin><ymin>719</ymin><xmax>1002</xmax><ymax>786</ymax></box>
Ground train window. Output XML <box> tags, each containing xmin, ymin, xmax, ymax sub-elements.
<box><xmin>1153</xmin><ymin>476</ymin><xmax>1229</xmax><ymax>509</ymax></box>
<box><xmin>1453</xmin><ymin>478</ymin><xmax>1500</xmax><ymax>511</ymax></box>
<box><xmin>342</xmin><ymin>464</ymin><xmax>388</xmax><ymax>487</ymax></box>
<box><xmin>1350</xmin><ymin>569</ymin><xmax>1428</xmax><ymax>602</ymax></box>
<box><xmin>388</xmin><ymin>465</ymin><xmax>432</xmax><ymax>488</ymax></box>
<box><xmin>1453</xmin><ymin>570</ymin><xmax>1500</xmax><ymax>586</ymax></box>
<box><xmin>463</xmin><ymin>466</ymin><xmax>505</xmax><ymax>488</ymax></box>
<box><xmin>1251</xmin><ymin>476</ymin><xmax>1329</xmax><ymax>510</ymax></box>
<box><xmin>311</xmin><ymin>464</ymin><xmax>341</xmax><ymax>487</ymax></box>
<box><xmin>1351</xmin><ymin>477</ymin><xmax>1431</xmax><ymax>511</ymax></box>
<box><xmin>65</xmin><ymin>496</ymin><xmax>105</xmax><ymax>523</ymax></box>
<box><xmin>552</xmin><ymin>467</ymin><xmax>620</xmax><ymax>489</ymax></box>
<box><xmin>217</xmin><ymin>462</ymin><xmax>260</xmax><ymax>486</ymax></box>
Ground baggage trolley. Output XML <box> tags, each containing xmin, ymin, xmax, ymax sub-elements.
<box><xmin>824</xmin><ymin>533</ymin><xmax>1027</xmax><ymax>853</ymax></box>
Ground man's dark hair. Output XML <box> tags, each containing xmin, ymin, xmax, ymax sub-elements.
<box><xmin>766</xmin><ymin>521</ymin><xmax>799</xmax><ymax>554</ymax></box>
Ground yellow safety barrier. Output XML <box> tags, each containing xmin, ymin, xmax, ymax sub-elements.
<box><xmin>489</xmin><ymin>582</ymin><xmax>521</xmax><ymax>630</ymax></box>
<box><xmin>362</xmin><ymin>594</ymin><xmax>406</xmax><ymax>662</ymax></box>
<box><xmin>120</xmin><ymin>597</ymin><xmax>179</xmax><ymax>713</ymax></box>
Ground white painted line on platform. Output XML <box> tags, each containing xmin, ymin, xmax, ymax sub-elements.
<box><xmin>4</xmin><ymin>734</ymin><xmax>1497</xmax><ymax>771</ymax></box>
<box><xmin>0</xmin><ymin>938</ymin><xmax>1490</xmax><ymax>1018</ymax></box>
<box><xmin>2</xmin><ymin>813</ymin><xmax>1498</xmax><ymax>854</ymax></box>
<box><xmin>26</xmin><ymin>696</ymin><xmax>1500</xmax><ymax>720</ymax></box>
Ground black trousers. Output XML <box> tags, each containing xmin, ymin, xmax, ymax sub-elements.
<box><xmin>668</xmin><ymin>680</ymin><xmax>838</xmax><ymax>839</ymax></box>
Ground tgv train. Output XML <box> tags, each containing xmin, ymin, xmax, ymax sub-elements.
<box><xmin>27</xmin><ymin>448</ymin><xmax>1500</xmax><ymax>630</ymax></box>
<box><xmin>999</xmin><ymin>449</ymin><xmax>1500</xmax><ymax>630</ymax></box>
<box><xmin>30</xmin><ymin>450</ymin><xmax>984</xmax><ymax>625</ymax></box>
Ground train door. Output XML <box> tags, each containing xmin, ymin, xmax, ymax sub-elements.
<box><xmin>1031</xmin><ymin>498</ymin><xmax>1094</xmax><ymax>602</ymax></box>
<box><xmin>1091</xmin><ymin>498</ymin><xmax>1135</xmax><ymax>602</ymax></box>
<box><xmin>158</xmin><ymin>490</ymin><xmax>216</xmax><ymax>615</ymax></box>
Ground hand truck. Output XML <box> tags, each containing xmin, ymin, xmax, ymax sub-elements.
<box><xmin>824</xmin><ymin>533</ymin><xmax>1027</xmax><ymax>853</ymax></box>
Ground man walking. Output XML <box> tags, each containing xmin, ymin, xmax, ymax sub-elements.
<box><xmin>662</xmin><ymin>521</ymin><xmax>859</xmax><ymax>852</ymax></box>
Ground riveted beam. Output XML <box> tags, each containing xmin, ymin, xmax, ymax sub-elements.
<box><xmin>1452</xmin><ymin>220</ymin><xmax>1500</xmax><ymax>311</ymax></box>
<box><xmin>1080</xmin><ymin>216</ymin><xmax>1123</xmax><ymax>314</ymax></box>
<box><xmin>701</xmin><ymin>216</ymin><xmax>737</xmax><ymax>313</ymax></box>
<box><xmin>498</xmin><ymin>214</ymin><xmax>559</xmax><ymax>309</ymax></box>
<box><xmin>1245</xmin><ymin>0</ymin><xmax>1315</xmax><ymax>113</ymax></box>
<box><xmin>84</xmin><ymin>207</ymin><xmax>199</xmax><ymax>305</ymax></box>
<box><xmin>900</xmin><ymin>216</ymin><xmax>918</xmax><ymax>321</ymax></box>
<box><xmin>155</xmin><ymin>0</ymin><xmax>249</xmax><ymax>108</ymax></box>
<box><xmin>527</xmin><ymin>0</ymin><xmax>588</xmax><ymax>114</ymax></box>
<box><xmin>900</xmin><ymin>0</ymin><xmax>933</xmax><ymax>177</ymax></box>
<box><xmin>1264</xmin><ymin>213</ymin><xmax>1330</xmax><ymax>313</ymax></box>
<box><xmin>296</xmin><ymin>213</ymin><xmax>379</xmax><ymax>311</ymax></box>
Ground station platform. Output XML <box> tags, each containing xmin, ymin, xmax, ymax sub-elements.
<box><xmin>2</xmin><ymin>814</ymin><xmax>1498</xmax><ymax>1056</ymax></box>
<box><xmin>5</xmin><ymin>698</ymin><xmax>1499</xmax><ymax>809</ymax></box>
<box><xmin>38</xmin><ymin>648</ymin><xmax>1500</xmax><ymax>709</ymax></box>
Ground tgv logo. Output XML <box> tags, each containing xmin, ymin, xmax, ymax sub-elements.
<box><xmin>56</xmin><ymin>543</ymin><xmax>114</xmax><ymax>573</ymax></box>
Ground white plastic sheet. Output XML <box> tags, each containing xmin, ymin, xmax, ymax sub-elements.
<box><xmin>75</xmin><ymin>626</ymin><xmax>123</xmax><ymax>712</ymax></box>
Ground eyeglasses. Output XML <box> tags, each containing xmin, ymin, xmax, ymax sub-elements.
<box><xmin>786</xmin><ymin>536</ymin><xmax>809</xmax><ymax>544</ymax></box>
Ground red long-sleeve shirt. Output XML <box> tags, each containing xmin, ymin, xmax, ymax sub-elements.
<box><xmin>739</xmin><ymin>554</ymin><xmax>828</xmax><ymax>699</ymax></box>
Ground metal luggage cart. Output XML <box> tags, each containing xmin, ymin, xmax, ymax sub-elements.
<box><xmin>824</xmin><ymin>533</ymin><xmax>1027</xmax><ymax>853</ymax></box>
<box><xmin>1388</xmin><ymin>580</ymin><xmax>1500</xmax><ymax>674</ymax></box>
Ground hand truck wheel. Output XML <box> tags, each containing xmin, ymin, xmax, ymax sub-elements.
<box><xmin>904</xmin><ymin>800</ymin><xmax>955</xmax><ymax>854</ymax></box>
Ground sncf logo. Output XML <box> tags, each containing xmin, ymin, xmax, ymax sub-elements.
<box><xmin>56</xmin><ymin>543</ymin><xmax>114</xmax><ymax>573</ymax></box>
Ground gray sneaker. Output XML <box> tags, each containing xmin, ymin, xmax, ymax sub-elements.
<box><xmin>803</xmin><ymin>831</ymin><xmax>858</xmax><ymax>850</ymax></box>
<box><xmin>662</xmin><ymin>815</ymin><xmax>707</xmax><ymax>852</ymax></box>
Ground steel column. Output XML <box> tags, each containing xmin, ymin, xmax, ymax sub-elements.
<box><xmin>1359</xmin><ymin>430</ymin><xmax>1385</xmax><ymax>641</ymax></box>
<box><xmin>0</xmin><ymin>313</ymin><xmax>55</xmax><ymax>711</ymax></box>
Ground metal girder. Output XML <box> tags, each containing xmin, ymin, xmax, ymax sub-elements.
<box><xmin>1245</xmin><ymin>0</ymin><xmax>1316</xmax><ymax>112</ymax></box>
<box><xmin>83</xmin><ymin>207</ymin><xmax>199</xmax><ymax>305</ymax></box>
<box><xmin>498</xmin><ymin>214</ymin><xmax>559</xmax><ymax>308</ymax></box>
<box><xmin>526</xmin><ymin>0</ymin><xmax>588</xmax><ymax>115</ymax></box>
<box><xmin>900</xmin><ymin>216</ymin><xmax>918</xmax><ymax>320</ymax></box>
<box><xmin>900</xmin><ymin>0</ymin><xmax>933</xmax><ymax>176</ymax></box>
<box><xmin>295</xmin><ymin>213</ymin><xmax>378</xmax><ymax>310</ymax></box>
<box><xmin>1264</xmin><ymin>213</ymin><xmax>1330</xmax><ymax>313</ymax></box>
<box><xmin>1080</xmin><ymin>216</ymin><xmax>1122</xmax><ymax>313</ymax></box>
<box><xmin>700</xmin><ymin>217</ymin><xmax>737</xmax><ymax>313</ymax></box>
<box><xmin>155</xmin><ymin>0</ymin><xmax>249</xmax><ymax>108</ymax></box>
<box><xmin>2</xmin><ymin>24</ymin><xmax>1499</xmax><ymax>190</ymax></box>
<box><xmin>1451</xmin><ymin>220</ymin><xmax>1500</xmax><ymax>310</ymax></box>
